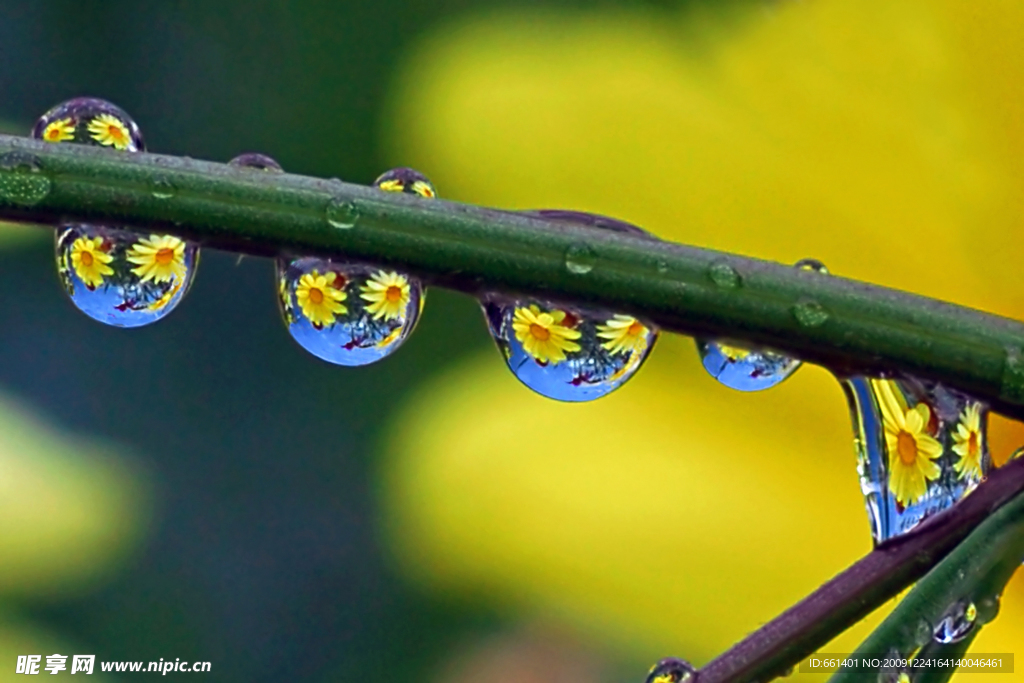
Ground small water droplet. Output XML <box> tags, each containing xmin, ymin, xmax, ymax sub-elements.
<box><xmin>279</xmin><ymin>167</ymin><xmax>431</xmax><ymax>365</ymax></box>
<box><xmin>842</xmin><ymin>376</ymin><xmax>991</xmax><ymax>543</ymax></box>
<box><xmin>912</xmin><ymin>618</ymin><xmax>933</xmax><ymax>647</ymax></box>
<box><xmin>645</xmin><ymin>657</ymin><xmax>695</xmax><ymax>683</ymax></box>
<box><xmin>565</xmin><ymin>243</ymin><xmax>596</xmax><ymax>275</ymax></box>
<box><xmin>229</xmin><ymin>152</ymin><xmax>283</xmax><ymax>172</ymax></box>
<box><xmin>708</xmin><ymin>261</ymin><xmax>740</xmax><ymax>289</ymax></box>
<box><xmin>656</xmin><ymin>260</ymin><xmax>669</xmax><ymax>274</ymax></box>
<box><xmin>792</xmin><ymin>299</ymin><xmax>829</xmax><ymax>327</ymax></box>
<box><xmin>1001</xmin><ymin>346</ymin><xmax>1024</xmax><ymax>403</ymax></box>
<box><xmin>794</xmin><ymin>257</ymin><xmax>829</xmax><ymax>274</ymax></box>
<box><xmin>325</xmin><ymin>197</ymin><xmax>360</xmax><ymax>229</ymax></box>
<box><xmin>933</xmin><ymin>600</ymin><xmax>977</xmax><ymax>644</ymax></box>
<box><xmin>0</xmin><ymin>151</ymin><xmax>51</xmax><ymax>206</ymax></box>
<box><xmin>150</xmin><ymin>176</ymin><xmax>175</xmax><ymax>199</ymax></box>
<box><xmin>974</xmin><ymin>595</ymin><xmax>1001</xmax><ymax>624</ymax></box>
<box><xmin>35</xmin><ymin>98</ymin><xmax>197</xmax><ymax>327</ymax></box>
<box><xmin>697</xmin><ymin>339</ymin><xmax>800</xmax><ymax>392</ymax></box>
<box><xmin>480</xmin><ymin>212</ymin><xmax>657</xmax><ymax>401</ymax></box>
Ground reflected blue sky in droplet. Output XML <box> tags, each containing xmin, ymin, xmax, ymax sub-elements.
<box><xmin>697</xmin><ymin>340</ymin><xmax>801</xmax><ymax>392</ymax></box>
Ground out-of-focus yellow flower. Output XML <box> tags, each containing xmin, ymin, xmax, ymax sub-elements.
<box><xmin>952</xmin><ymin>403</ymin><xmax>984</xmax><ymax>479</ymax></box>
<box><xmin>512</xmin><ymin>305</ymin><xmax>581</xmax><ymax>364</ymax></box>
<box><xmin>874</xmin><ymin>380</ymin><xmax>943</xmax><ymax>507</ymax></box>
<box><xmin>379</xmin><ymin>0</ymin><xmax>1024</xmax><ymax>675</ymax></box>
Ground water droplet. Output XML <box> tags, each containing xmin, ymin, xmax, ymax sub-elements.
<box><xmin>150</xmin><ymin>176</ymin><xmax>175</xmax><ymax>199</ymax></box>
<box><xmin>1001</xmin><ymin>346</ymin><xmax>1024</xmax><ymax>404</ymax></box>
<box><xmin>842</xmin><ymin>376</ymin><xmax>991</xmax><ymax>543</ymax></box>
<box><xmin>480</xmin><ymin>212</ymin><xmax>657</xmax><ymax>401</ymax></box>
<box><xmin>278</xmin><ymin>167</ymin><xmax>431</xmax><ymax>365</ymax></box>
<box><xmin>933</xmin><ymin>600</ymin><xmax>978</xmax><ymax>644</ymax></box>
<box><xmin>35</xmin><ymin>98</ymin><xmax>198</xmax><ymax>327</ymax></box>
<box><xmin>565</xmin><ymin>243</ymin><xmax>596</xmax><ymax>275</ymax></box>
<box><xmin>656</xmin><ymin>260</ymin><xmax>669</xmax><ymax>274</ymax></box>
<box><xmin>645</xmin><ymin>657</ymin><xmax>695</xmax><ymax>683</ymax></box>
<box><xmin>0</xmin><ymin>151</ymin><xmax>51</xmax><ymax>206</ymax></box>
<box><xmin>912</xmin><ymin>618</ymin><xmax>933</xmax><ymax>647</ymax></box>
<box><xmin>792</xmin><ymin>299</ymin><xmax>829</xmax><ymax>327</ymax></box>
<box><xmin>229</xmin><ymin>153</ymin><xmax>283</xmax><ymax>172</ymax></box>
<box><xmin>975</xmin><ymin>595</ymin><xmax>1001</xmax><ymax>624</ymax></box>
<box><xmin>708</xmin><ymin>261</ymin><xmax>740</xmax><ymax>289</ymax></box>
<box><xmin>794</xmin><ymin>257</ymin><xmax>829</xmax><ymax>274</ymax></box>
<box><xmin>325</xmin><ymin>197</ymin><xmax>360</xmax><ymax>229</ymax></box>
<box><xmin>697</xmin><ymin>339</ymin><xmax>801</xmax><ymax>392</ymax></box>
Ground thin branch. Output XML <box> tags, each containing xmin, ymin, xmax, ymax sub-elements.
<box><xmin>2</xmin><ymin>135</ymin><xmax>1024</xmax><ymax>418</ymax></box>
<box><xmin>694</xmin><ymin>455</ymin><xmax>1024</xmax><ymax>683</ymax></box>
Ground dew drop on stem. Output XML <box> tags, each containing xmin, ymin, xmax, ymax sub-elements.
<box><xmin>276</xmin><ymin>166</ymin><xmax>430</xmax><ymax>366</ymax></box>
<box><xmin>36</xmin><ymin>98</ymin><xmax>199</xmax><ymax>328</ymax></box>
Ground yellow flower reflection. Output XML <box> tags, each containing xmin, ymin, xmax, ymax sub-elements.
<box><xmin>360</xmin><ymin>271</ymin><xmax>410</xmax><ymax>321</ymax></box>
<box><xmin>41</xmin><ymin>118</ymin><xmax>74</xmax><ymax>143</ymax></box>
<box><xmin>86</xmin><ymin>114</ymin><xmax>132</xmax><ymax>150</ymax></box>
<box><xmin>952</xmin><ymin>403</ymin><xmax>984</xmax><ymax>479</ymax></box>
<box><xmin>597</xmin><ymin>314</ymin><xmax>649</xmax><ymax>355</ymax></box>
<box><xmin>69</xmin><ymin>236</ymin><xmax>113</xmax><ymax>289</ymax></box>
<box><xmin>873</xmin><ymin>380</ymin><xmax>943</xmax><ymax>506</ymax></box>
<box><xmin>295</xmin><ymin>271</ymin><xmax>347</xmax><ymax>328</ymax></box>
<box><xmin>512</xmin><ymin>305</ymin><xmax>581</xmax><ymax>364</ymax></box>
<box><xmin>126</xmin><ymin>235</ymin><xmax>186</xmax><ymax>284</ymax></box>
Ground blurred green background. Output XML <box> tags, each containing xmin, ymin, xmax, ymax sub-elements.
<box><xmin>4</xmin><ymin>0</ymin><xmax>1024</xmax><ymax>681</ymax></box>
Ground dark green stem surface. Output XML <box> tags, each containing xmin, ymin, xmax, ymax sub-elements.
<box><xmin>2</xmin><ymin>135</ymin><xmax>1024</xmax><ymax>416</ymax></box>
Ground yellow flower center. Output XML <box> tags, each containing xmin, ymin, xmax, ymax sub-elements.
<box><xmin>385</xmin><ymin>285</ymin><xmax>403</xmax><ymax>302</ymax></box>
<box><xmin>530</xmin><ymin>323</ymin><xmax>550</xmax><ymax>341</ymax></box>
<box><xmin>108</xmin><ymin>124</ymin><xmax>127</xmax><ymax>145</ymax></box>
<box><xmin>968</xmin><ymin>431</ymin><xmax>978</xmax><ymax>457</ymax></box>
<box><xmin>628</xmin><ymin>321</ymin><xmax>644</xmax><ymax>336</ymax></box>
<box><xmin>80</xmin><ymin>251</ymin><xmax>94</xmax><ymax>267</ymax></box>
<box><xmin>897</xmin><ymin>430</ymin><xmax>918</xmax><ymax>466</ymax></box>
<box><xmin>47</xmin><ymin>129</ymin><xmax>62</xmax><ymax>141</ymax></box>
<box><xmin>155</xmin><ymin>247</ymin><xmax>175</xmax><ymax>266</ymax></box>
<box><xmin>308</xmin><ymin>288</ymin><xmax>325</xmax><ymax>304</ymax></box>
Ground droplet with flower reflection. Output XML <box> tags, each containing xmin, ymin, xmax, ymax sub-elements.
<box><xmin>482</xmin><ymin>210</ymin><xmax>658</xmax><ymax>402</ymax></box>
<box><xmin>842</xmin><ymin>375</ymin><xmax>991</xmax><ymax>544</ymax></box>
<box><xmin>37</xmin><ymin>98</ymin><xmax>199</xmax><ymax>327</ymax></box>
<box><xmin>933</xmin><ymin>600</ymin><xmax>978</xmax><ymax>644</ymax></box>
<box><xmin>696</xmin><ymin>259</ymin><xmax>827</xmax><ymax>391</ymax></box>
<box><xmin>275</xmin><ymin>167</ymin><xmax>430</xmax><ymax>366</ymax></box>
<box><xmin>644</xmin><ymin>657</ymin><xmax>695</xmax><ymax>683</ymax></box>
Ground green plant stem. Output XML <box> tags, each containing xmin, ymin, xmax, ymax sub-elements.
<box><xmin>828</xmin><ymin>479</ymin><xmax>1024</xmax><ymax>683</ymax></box>
<box><xmin>2</xmin><ymin>134</ymin><xmax>1024</xmax><ymax>417</ymax></box>
<box><xmin>695</xmin><ymin>455</ymin><xmax>1024</xmax><ymax>683</ymax></box>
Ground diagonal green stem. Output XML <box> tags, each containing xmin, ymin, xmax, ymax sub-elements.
<box><xmin>2</xmin><ymin>134</ymin><xmax>1024</xmax><ymax>417</ymax></box>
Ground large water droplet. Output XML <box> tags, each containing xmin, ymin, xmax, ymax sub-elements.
<box><xmin>36</xmin><ymin>98</ymin><xmax>198</xmax><ymax>327</ymax></box>
<box><xmin>974</xmin><ymin>594</ymin><xmax>1001</xmax><ymax>625</ymax></box>
<box><xmin>564</xmin><ymin>243</ymin><xmax>596</xmax><ymax>275</ymax></box>
<box><xmin>645</xmin><ymin>658</ymin><xmax>695</xmax><ymax>683</ymax></box>
<box><xmin>0</xmin><ymin>151</ymin><xmax>51</xmax><ymax>206</ymax></box>
<box><xmin>933</xmin><ymin>600</ymin><xmax>978</xmax><ymax>644</ymax></box>
<box><xmin>842</xmin><ymin>376</ymin><xmax>991</xmax><ymax>543</ymax></box>
<box><xmin>696</xmin><ymin>259</ymin><xmax>822</xmax><ymax>391</ymax></box>
<box><xmin>481</xmin><ymin>211</ymin><xmax>658</xmax><ymax>401</ymax></box>
<box><xmin>277</xmin><ymin>167</ymin><xmax>430</xmax><ymax>366</ymax></box>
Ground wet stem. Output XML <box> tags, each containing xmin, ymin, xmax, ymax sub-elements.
<box><xmin>4</xmin><ymin>135</ymin><xmax>1024</xmax><ymax>681</ymax></box>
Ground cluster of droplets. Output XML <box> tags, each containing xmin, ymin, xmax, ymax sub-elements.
<box><xmin>483</xmin><ymin>210</ymin><xmax>659</xmax><ymax>401</ymax></box>
<box><xmin>35</xmin><ymin>98</ymin><xmax>200</xmax><ymax>327</ymax></box>
<box><xmin>696</xmin><ymin>258</ymin><xmax>827</xmax><ymax>391</ymax></box>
